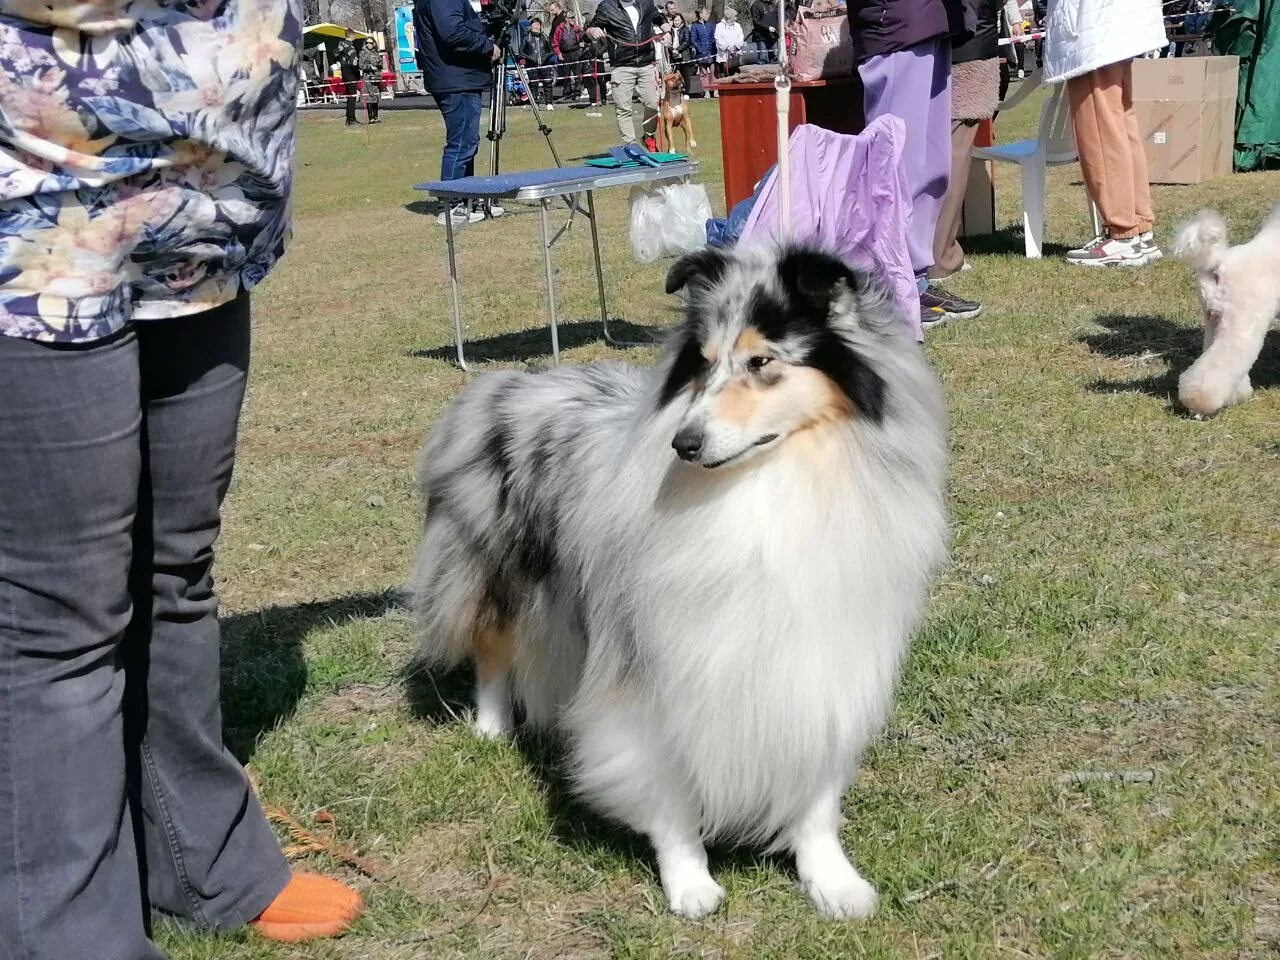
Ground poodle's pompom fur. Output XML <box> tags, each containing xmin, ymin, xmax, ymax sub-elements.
<box><xmin>1171</xmin><ymin>209</ymin><xmax>1229</xmax><ymax>274</ymax></box>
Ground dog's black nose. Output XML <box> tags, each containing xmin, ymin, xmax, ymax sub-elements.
<box><xmin>672</xmin><ymin>427</ymin><xmax>704</xmax><ymax>461</ymax></box>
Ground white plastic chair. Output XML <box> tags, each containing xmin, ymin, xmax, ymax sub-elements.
<box><xmin>973</xmin><ymin>72</ymin><xmax>1100</xmax><ymax>258</ymax></box>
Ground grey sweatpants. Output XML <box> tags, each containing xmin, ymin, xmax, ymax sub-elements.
<box><xmin>0</xmin><ymin>296</ymin><xmax>289</xmax><ymax>960</ymax></box>
<box><xmin>610</xmin><ymin>64</ymin><xmax>659</xmax><ymax>144</ymax></box>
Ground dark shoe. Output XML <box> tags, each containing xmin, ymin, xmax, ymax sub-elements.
<box><xmin>920</xmin><ymin>284</ymin><xmax>982</xmax><ymax>329</ymax></box>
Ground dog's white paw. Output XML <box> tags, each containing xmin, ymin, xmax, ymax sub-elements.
<box><xmin>688</xmin><ymin>140</ymin><xmax>698</xmax><ymax>148</ymax></box>
<box><xmin>665</xmin><ymin>875</ymin><xmax>726</xmax><ymax>919</ymax></box>
<box><xmin>803</xmin><ymin>866</ymin><xmax>878</xmax><ymax>920</ymax></box>
<box><xmin>472</xmin><ymin>710</ymin><xmax>513</xmax><ymax>740</ymax></box>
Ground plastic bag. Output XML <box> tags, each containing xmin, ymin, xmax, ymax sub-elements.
<box><xmin>628</xmin><ymin>181</ymin><xmax>714</xmax><ymax>263</ymax></box>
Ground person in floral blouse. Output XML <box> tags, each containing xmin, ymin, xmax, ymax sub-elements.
<box><xmin>0</xmin><ymin>1</ymin><xmax>362</xmax><ymax>955</ymax></box>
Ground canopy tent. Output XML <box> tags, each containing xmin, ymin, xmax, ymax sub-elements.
<box><xmin>302</xmin><ymin>22</ymin><xmax>375</xmax><ymax>80</ymax></box>
<box><xmin>303</xmin><ymin>23</ymin><xmax>372</xmax><ymax>47</ymax></box>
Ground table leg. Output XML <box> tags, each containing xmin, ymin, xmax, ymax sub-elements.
<box><xmin>539</xmin><ymin>198</ymin><xmax>561</xmax><ymax>364</ymax></box>
<box><xmin>444</xmin><ymin>203</ymin><xmax>467</xmax><ymax>371</ymax></box>
<box><xmin>586</xmin><ymin>190</ymin><xmax>612</xmax><ymax>342</ymax></box>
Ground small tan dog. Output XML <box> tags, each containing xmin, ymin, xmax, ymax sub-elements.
<box><xmin>660</xmin><ymin>71</ymin><xmax>697</xmax><ymax>151</ymax></box>
<box><xmin>1171</xmin><ymin>205</ymin><xmax>1280</xmax><ymax>417</ymax></box>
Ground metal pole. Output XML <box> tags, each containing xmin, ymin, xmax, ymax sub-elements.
<box><xmin>586</xmin><ymin>190</ymin><xmax>611</xmax><ymax>338</ymax></box>
<box><xmin>539</xmin><ymin>199</ymin><xmax>561</xmax><ymax>364</ymax></box>
<box><xmin>444</xmin><ymin>203</ymin><xmax>467</xmax><ymax>370</ymax></box>
<box><xmin>775</xmin><ymin>0</ymin><xmax>791</xmax><ymax>238</ymax></box>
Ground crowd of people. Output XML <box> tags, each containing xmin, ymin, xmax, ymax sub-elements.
<box><xmin>411</xmin><ymin>0</ymin><xmax>1174</xmax><ymax>323</ymax></box>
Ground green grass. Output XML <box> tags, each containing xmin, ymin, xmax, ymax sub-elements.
<box><xmin>160</xmin><ymin>92</ymin><xmax>1279</xmax><ymax>959</ymax></box>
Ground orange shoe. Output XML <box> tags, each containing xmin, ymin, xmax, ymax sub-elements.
<box><xmin>250</xmin><ymin>872</ymin><xmax>363</xmax><ymax>942</ymax></box>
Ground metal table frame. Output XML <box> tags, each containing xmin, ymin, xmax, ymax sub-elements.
<box><xmin>416</xmin><ymin>161</ymin><xmax>700</xmax><ymax>370</ymax></box>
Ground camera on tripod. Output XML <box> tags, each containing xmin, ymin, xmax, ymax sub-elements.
<box><xmin>480</xmin><ymin>0</ymin><xmax>525</xmax><ymax>42</ymax></box>
<box><xmin>482</xmin><ymin>0</ymin><xmax>562</xmax><ymax>176</ymax></box>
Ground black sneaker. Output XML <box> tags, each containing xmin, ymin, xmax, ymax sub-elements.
<box><xmin>920</xmin><ymin>284</ymin><xmax>982</xmax><ymax>329</ymax></box>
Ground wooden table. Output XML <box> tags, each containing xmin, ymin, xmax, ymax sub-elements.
<box><xmin>711</xmin><ymin>76</ymin><xmax>862</xmax><ymax>209</ymax></box>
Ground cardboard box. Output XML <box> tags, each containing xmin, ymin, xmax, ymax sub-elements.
<box><xmin>1131</xmin><ymin>56</ymin><xmax>1238</xmax><ymax>184</ymax></box>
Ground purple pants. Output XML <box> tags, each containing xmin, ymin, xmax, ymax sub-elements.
<box><xmin>858</xmin><ymin>37</ymin><xmax>952</xmax><ymax>282</ymax></box>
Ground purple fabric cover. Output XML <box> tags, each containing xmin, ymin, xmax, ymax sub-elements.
<box><xmin>739</xmin><ymin>117</ymin><xmax>923</xmax><ymax>341</ymax></box>
<box><xmin>858</xmin><ymin>36</ymin><xmax>953</xmax><ymax>283</ymax></box>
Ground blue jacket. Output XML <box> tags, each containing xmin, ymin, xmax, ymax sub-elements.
<box><xmin>689</xmin><ymin>20</ymin><xmax>716</xmax><ymax>59</ymax></box>
<box><xmin>414</xmin><ymin>0</ymin><xmax>493</xmax><ymax>95</ymax></box>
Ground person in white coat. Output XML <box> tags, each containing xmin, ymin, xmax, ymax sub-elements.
<box><xmin>715</xmin><ymin>8</ymin><xmax>745</xmax><ymax>75</ymax></box>
<box><xmin>1042</xmin><ymin>0</ymin><xmax>1167</xmax><ymax>266</ymax></box>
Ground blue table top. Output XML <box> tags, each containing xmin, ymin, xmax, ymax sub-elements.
<box><xmin>414</xmin><ymin>160</ymin><xmax>699</xmax><ymax>201</ymax></box>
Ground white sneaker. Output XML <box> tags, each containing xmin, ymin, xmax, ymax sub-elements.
<box><xmin>466</xmin><ymin>205</ymin><xmax>484</xmax><ymax>224</ymax></box>
<box><xmin>436</xmin><ymin>203</ymin><xmax>470</xmax><ymax>227</ymax></box>
<box><xmin>1138</xmin><ymin>231</ymin><xmax>1163</xmax><ymax>263</ymax></box>
<box><xmin>546</xmin><ymin>103</ymin><xmax>555</xmax><ymax>111</ymax></box>
<box><xmin>1066</xmin><ymin>235</ymin><xmax>1150</xmax><ymax>267</ymax></box>
<box><xmin>486</xmin><ymin>203</ymin><xmax>505</xmax><ymax>219</ymax></box>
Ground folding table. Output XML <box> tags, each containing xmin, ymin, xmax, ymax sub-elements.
<box><xmin>414</xmin><ymin>160</ymin><xmax>700</xmax><ymax>370</ymax></box>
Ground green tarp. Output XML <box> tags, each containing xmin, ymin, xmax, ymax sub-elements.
<box><xmin>1213</xmin><ymin>0</ymin><xmax>1280</xmax><ymax>171</ymax></box>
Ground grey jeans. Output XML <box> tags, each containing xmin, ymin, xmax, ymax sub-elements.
<box><xmin>0</xmin><ymin>296</ymin><xmax>289</xmax><ymax>960</ymax></box>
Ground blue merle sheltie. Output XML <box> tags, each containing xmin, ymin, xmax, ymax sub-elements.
<box><xmin>411</xmin><ymin>245</ymin><xmax>948</xmax><ymax>919</ymax></box>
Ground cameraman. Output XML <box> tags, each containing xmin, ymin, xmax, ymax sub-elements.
<box><xmin>586</xmin><ymin>0</ymin><xmax>668</xmax><ymax>150</ymax></box>
<box><xmin>414</xmin><ymin>0</ymin><xmax>504</xmax><ymax>225</ymax></box>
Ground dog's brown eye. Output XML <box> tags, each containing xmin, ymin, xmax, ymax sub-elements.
<box><xmin>747</xmin><ymin>356</ymin><xmax>772</xmax><ymax>372</ymax></box>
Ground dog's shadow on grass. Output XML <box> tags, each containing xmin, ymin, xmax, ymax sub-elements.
<box><xmin>220</xmin><ymin>590</ymin><xmax>401</xmax><ymax>762</ymax></box>
<box><xmin>402</xmin><ymin>663</ymin><xmax>775</xmax><ymax>878</ymax></box>
<box><xmin>1079</xmin><ymin>313</ymin><xmax>1280</xmax><ymax>408</ymax></box>
<box><xmin>409</xmin><ymin>319</ymin><xmax>667</xmax><ymax>365</ymax></box>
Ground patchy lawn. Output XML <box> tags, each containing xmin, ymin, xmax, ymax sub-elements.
<box><xmin>159</xmin><ymin>90</ymin><xmax>1279</xmax><ymax>959</ymax></box>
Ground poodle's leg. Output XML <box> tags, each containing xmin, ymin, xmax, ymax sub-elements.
<box><xmin>1180</xmin><ymin>305</ymin><xmax>1270</xmax><ymax>415</ymax></box>
<box><xmin>472</xmin><ymin>621</ymin><xmax>515</xmax><ymax>739</ymax></box>
<box><xmin>786</xmin><ymin>780</ymin><xmax>877</xmax><ymax>920</ymax></box>
<box><xmin>1228</xmin><ymin>371</ymin><xmax>1255</xmax><ymax>406</ymax></box>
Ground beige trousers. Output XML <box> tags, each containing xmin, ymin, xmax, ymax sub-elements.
<box><xmin>1067</xmin><ymin>59</ymin><xmax>1155</xmax><ymax>240</ymax></box>
<box><xmin>611</xmin><ymin>65</ymin><xmax>659</xmax><ymax>144</ymax></box>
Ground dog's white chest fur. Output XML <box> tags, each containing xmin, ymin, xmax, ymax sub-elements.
<box><xmin>573</xmin><ymin>444</ymin><xmax>939</xmax><ymax>843</ymax></box>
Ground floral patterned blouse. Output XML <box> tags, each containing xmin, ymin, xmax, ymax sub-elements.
<box><xmin>0</xmin><ymin>0</ymin><xmax>301</xmax><ymax>343</ymax></box>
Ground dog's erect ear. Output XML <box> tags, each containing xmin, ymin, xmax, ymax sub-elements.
<box><xmin>666</xmin><ymin>248</ymin><xmax>729</xmax><ymax>295</ymax></box>
<box><xmin>777</xmin><ymin>247</ymin><xmax>863</xmax><ymax>314</ymax></box>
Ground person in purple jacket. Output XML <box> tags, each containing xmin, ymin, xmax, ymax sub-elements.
<box><xmin>848</xmin><ymin>0</ymin><xmax>982</xmax><ymax>329</ymax></box>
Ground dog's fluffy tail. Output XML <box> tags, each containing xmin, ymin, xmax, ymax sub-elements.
<box><xmin>1171</xmin><ymin>208</ymin><xmax>1229</xmax><ymax>273</ymax></box>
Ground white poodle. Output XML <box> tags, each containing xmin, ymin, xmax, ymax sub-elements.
<box><xmin>1171</xmin><ymin>205</ymin><xmax>1280</xmax><ymax>417</ymax></box>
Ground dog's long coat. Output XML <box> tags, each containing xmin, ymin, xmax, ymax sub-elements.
<box><xmin>412</xmin><ymin>246</ymin><xmax>949</xmax><ymax>919</ymax></box>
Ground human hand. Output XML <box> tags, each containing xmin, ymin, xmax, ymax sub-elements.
<box><xmin>586</xmin><ymin>26</ymin><xmax>605</xmax><ymax>39</ymax></box>
<box><xmin>492</xmin><ymin>44</ymin><xmax>502</xmax><ymax>60</ymax></box>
